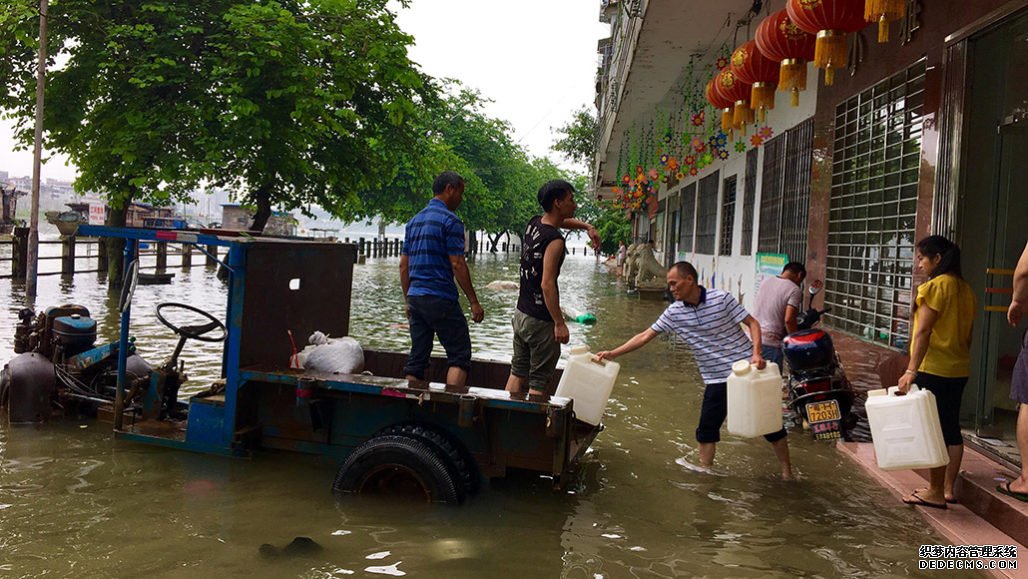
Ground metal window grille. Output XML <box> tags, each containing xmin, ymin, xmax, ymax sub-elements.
<box><xmin>782</xmin><ymin>118</ymin><xmax>814</xmax><ymax>262</ymax></box>
<box><xmin>679</xmin><ymin>182</ymin><xmax>696</xmax><ymax>253</ymax></box>
<box><xmin>695</xmin><ymin>171</ymin><xmax>720</xmax><ymax>255</ymax></box>
<box><xmin>825</xmin><ymin>59</ymin><xmax>926</xmax><ymax>349</ymax></box>
<box><xmin>719</xmin><ymin>175</ymin><xmax>737</xmax><ymax>256</ymax></box>
<box><xmin>758</xmin><ymin>117</ymin><xmax>814</xmax><ymax>260</ymax></box>
<box><xmin>741</xmin><ymin>148</ymin><xmax>758</xmax><ymax>255</ymax></box>
<box><xmin>758</xmin><ymin>135</ymin><xmax>785</xmax><ymax>254</ymax></box>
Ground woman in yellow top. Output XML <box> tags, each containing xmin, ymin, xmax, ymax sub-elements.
<box><xmin>898</xmin><ymin>235</ymin><xmax>977</xmax><ymax>509</ymax></box>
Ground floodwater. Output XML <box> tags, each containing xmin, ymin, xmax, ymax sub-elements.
<box><xmin>0</xmin><ymin>233</ymin><xmax>963</xmax><ymax>578</ymax></box>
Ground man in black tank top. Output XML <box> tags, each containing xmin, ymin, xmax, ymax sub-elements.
<box><xmin>505</xmin><ymin>180</ymin><xmax>599</xmax><ymax>396</ymax></box>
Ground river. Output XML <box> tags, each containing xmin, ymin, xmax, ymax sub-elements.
<box><xmin>0</xmin><ymin>236</ymin><xmax>962</xmax><ymax>578</ymax></box>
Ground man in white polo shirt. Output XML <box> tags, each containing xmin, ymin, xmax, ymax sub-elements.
<box><xmin>597</xmin><ymin>261</ymin><xmax>793</xmax><ymax>479</ymax></box>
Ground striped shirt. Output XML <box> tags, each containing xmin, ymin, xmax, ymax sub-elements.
<box><xmin>402</xmin><ymin>198</ymin><xmax>465</xmax><ymax>301</ymax></box>
<box><xmin>650</xmin><ymin>287</ymin><xmax>754</xmax><ymax>384</ymax></box>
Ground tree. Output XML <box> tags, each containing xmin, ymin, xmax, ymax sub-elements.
<box><xmin>0</xmin><ymin>0</ymin><xmax>436</xmax><ymax>241</ymax></box>
<box><xmin>200</xmin><ymin>0</ymin><xmax>436</xmax><ymax>231</ymax></box>
<box><xmin>551</xmin><ymin>106</ymin><xmax>597</xmax><ymax>168</ymax></box>
<box><xmin>551</xmin><ymin>106</ymin><xmax>628</xmax><ymax>255</ymax></box>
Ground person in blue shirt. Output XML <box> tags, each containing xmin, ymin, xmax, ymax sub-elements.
<box><xmin>400</xmin><ymin>172</ymin><xmax>484</xmax><ymax>387</ymax></box>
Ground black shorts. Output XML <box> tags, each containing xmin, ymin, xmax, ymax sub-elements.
<box><xmin>696</xmin><ymin>382</ymin><xmax>788</xmax><ymax>444</ymax></box>
<box><xmin>915</xmin><ymin>372</ymin><xmax>967</xmax><ymax>446</ymax></box>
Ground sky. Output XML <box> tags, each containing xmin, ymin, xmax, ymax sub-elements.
<box><xmin>0</xmin><ymin>0</ymin><xmax>608</xmax><ymax>184</ymax></box>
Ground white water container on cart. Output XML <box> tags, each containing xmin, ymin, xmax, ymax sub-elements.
<box><xmin>726</xmin><ymin>360</ymin><xmax>784</xmax><ymax>438</ymax></box>
<box><xmin>865</xmin><ymin>385</ymin><xmax>949</xmax><ymax>470</ymax></box>
<box><xmin>555</xmin><ymin>346</ymin><xmax>621</xmax><ymax>426</ymax></box>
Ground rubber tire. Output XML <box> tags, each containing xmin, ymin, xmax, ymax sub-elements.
<box><xmin>332</xmin><ymin>434</ymin><xmax>461</xmax><ymax>505</ymax></box>
<box><xmin>381</xmin><ymin>423</ymin><xmax>479</xmax><ymax>497</ymax></box>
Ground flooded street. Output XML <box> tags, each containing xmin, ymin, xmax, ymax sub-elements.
<box><xmin>0</xmin><ymin>238</ymin><xmax>956</xmax><ymax>578</ymax></box>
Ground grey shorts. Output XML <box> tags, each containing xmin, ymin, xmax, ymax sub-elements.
<box><xmin>510</xmin><ymin>309</ymin><xmax>561</xmax><ymax>393</ymax></box>
<box><xmin>1012</xmin><ymin>330</ymin><xmax>1028</xmax><ymax>405</ymax></box>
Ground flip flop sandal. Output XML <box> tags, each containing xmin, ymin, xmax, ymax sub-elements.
<box><xmin>915</xmin><ymin>487</ymin><xmax>957</xmax><ymax>504</ymax></box>
<box><xmin>996</xmin><ymin>482</ymin><xmax>1028</xmax><ymax>503</ymax></box>
<box><xmin>902</xmin><ymin>490</ymin><xmax>948</xmax><ymax>510</ymax></box>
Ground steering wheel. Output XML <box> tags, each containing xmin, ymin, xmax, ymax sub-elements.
<box><xmin>155</xmin><ymin>302</ymin><xmax>227</xmax><ymax>343</ymax></box>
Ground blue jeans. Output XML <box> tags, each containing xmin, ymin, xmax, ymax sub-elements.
<box><xmin>762</xmin><ymin>344</ymin><xmax>784</xmax><ymax>373</ymax></box>
<box><xmin>404</xmin><ymin>295</ymin><xmax>472</xmax><ymax>379</ymax></box>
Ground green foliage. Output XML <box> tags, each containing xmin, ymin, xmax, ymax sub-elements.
<box><xmin>551</xmin><ymin>106</ymin><xmax>597</xmax><ymax>169</ymax></box>
<box><xmin>0</xmin><ymin>0</ymin><xmax>435</xmax><ymax>228</ymax></box>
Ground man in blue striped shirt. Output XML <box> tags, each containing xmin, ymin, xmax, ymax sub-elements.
<box><xmin>400</xmin><ymin>172</ymin><xmax>484</xmax><ymax>387</ymax></box>
<box><xmin>598</xmin><ymin>262</ymin><xmax>793</xmax><ymax>479</ymax></box>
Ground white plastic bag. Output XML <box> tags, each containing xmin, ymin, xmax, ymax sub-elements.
<box><xmin>297</xmin><ymin>333</ymin><xmax>365</xmax><ymax>374</ymax></box>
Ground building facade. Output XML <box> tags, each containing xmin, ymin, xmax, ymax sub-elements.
<box><xmin>593</xmin><ymin>0</ymin><xmax>1027</xmax><ymax>467</ymax></box>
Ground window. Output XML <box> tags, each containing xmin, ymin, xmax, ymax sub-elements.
<box><xmin>825</xmin><ymin>60</ymin><xmax>926</xmax><ymax>349</ymax></box>
<box><xmin>695</xmin><ymin>172</ymin><xmax>719</xmax><ymax>255</ymax></box>
<box><xmin>757</xmin><ymin>117</ymin><xmax>814</xmax><ymax>261</ymax></box>
<box><xmin>679</xmin><ymin>182</ymin><xmax>696</xmax><ymax>253</ymax></box>
<box><xmin>719</xmin><ymin>176</ymin><xmax>737</xmax><ymax>256</ymax></box>
<box><xmin>741</xmin><ymin>148</ymin><xmax>758</xmax><ymax>255</ymax></box>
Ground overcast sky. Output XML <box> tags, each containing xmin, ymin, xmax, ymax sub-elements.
<box><xmin>0</xmin><ymin>0</ymin><xmax>607</xmax><ymax>184</ymax></box>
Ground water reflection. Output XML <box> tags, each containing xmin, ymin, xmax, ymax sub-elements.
<box><xmin>1</xmin><ymin>247</ymin><xmax>944</xmax><ymax>576</ymax></box>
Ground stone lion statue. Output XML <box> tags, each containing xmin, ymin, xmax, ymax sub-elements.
<box><xmin>634</xmin><ymin>245</ymin><xmax>666</xmax><ymax>289</ymax></box>
<box><xmin>623</xmin><ymin>243</ymin><xmax>642</xmax><ymax>285</ymax></box>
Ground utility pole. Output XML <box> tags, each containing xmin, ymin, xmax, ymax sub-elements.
<box><xmin>26</xmin><ymin>0</ymin><xmax>49</xmax><ymax>298</ymax></box>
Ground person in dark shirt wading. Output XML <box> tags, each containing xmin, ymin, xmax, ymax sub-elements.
<box><xmin>505</xmin><ymin>180</ymin><xmax>599</xmax><ymax>396</ymax></box>
<box><xmin>400</xmin><ymin>172</ymin><xmax>484</xmax><ymax>388</ymax></box>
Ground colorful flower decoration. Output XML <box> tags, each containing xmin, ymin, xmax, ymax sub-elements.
<box><xmin>663</xmin><ymin>131</ymin><xmax>673</xmax><ymax>144</ymax></box>
<box><xmin>676</xmin><ymin>172</ymin><xmax>685</xmax><ymax>180</ymax></box>
<box><xmin>708</xmin><ymin>135</ymin><xmax>720</xmax><ymax>148</ymax></box>
<box><xmin>715</xmin><ymin>132</ymin><xmax>728</xmax><ymax>147</ymax></box>
<box><xmin>691</xmin><ymin>112</ymin><xmax>705</xmax><ymax>126</ymax></box>
<box><xmin>683</xmin><ymin>155</ymin><xmax>695</xmax><ymax>166</ymax></box>
<box><xmin>667</xmin><ymin>157</ymin><xmax>680</xmax><ymax>172</ymax></box>
<box><xmin>690</xmin><ymin>136</ymin><xmax>704</xmax><ymax>151</ymax></box>
<box><xmin>751</xmin><ymin>134</ymin><xmax>764</xmax><ymax>146</ymax></box>
<box><xmin>612</xmin><ymin>187</ymin><xmax>621</xmax><ymax>195</ymax></box>
<box><xmin>689</xmin><ymin>166</ymin><xmax>699</xmax><ymax>176</ymax></box>
<box><xmin>759</xmin><ymin>126</ymin><xmax>774</xmax><ymax>140</ymax></box>
<box><xmin>701</xmin><ymin>152</ymin><xmax>714</xmax><ymax>165</ymax></box>
<box><xmin>718</xmin><ymin>148</ymin><xmax>730</xmax><ymax>160</ymax></box>
<box><xmin>648</xmin><ymin>168</ymin><xmax>659</xmax><ymax>181</ymax></box>
<box><xmin>622</xmin><ymin>174</ymin><xmax>630</xmax><ymax>185</ymax></box>
<box><xmin>716</xmin><ymin>56</ymin><xmax>729</xmax><ymax>70</ymax></box>
<box><xmin>660</xmin><ymin>154</ymin><xmax>669</xmax><ymax>165</ymax></box>
<box><xmin>735</xmin><ymin>141</ymin><xmax>747</xmax><ymax>152</ymax></box>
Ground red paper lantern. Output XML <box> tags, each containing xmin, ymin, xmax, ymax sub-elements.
<box><xmin>730</xmin><ymin>40</ymin><xmax>779</xmax><ymax>122</ymax></box>
<box><xmin>756</xmin><ymin>9</ymin><xmax>816</xmax><ymax>106</ymax></box>
<box><xmin>715</xmin><ymin>69</ymin><xmax>753</xmax><ymax>134</ymax></box>
<box><xmin>705</xmin><ymin>78</ymin><xmax>735</xmax><ymax>134</ymax></box>
<box><xmin>865</xmin><ymin>0</ymin><xmax>905</xmax><ymax>43</ymax></box>
<box><xmin>787</xmin><ymin>0</ymin><xmax>868</xmax><ymax>86</ymax></box>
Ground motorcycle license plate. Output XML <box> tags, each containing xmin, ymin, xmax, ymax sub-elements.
<box><xmin>806</xmin><ymin>400</ymin><xmax>842</xmax><ymax>441</ymax></box>
<box><xmin>806</xmin><ymin>400</ymin><xmax>841</xmax><ymax>423</ymax></box>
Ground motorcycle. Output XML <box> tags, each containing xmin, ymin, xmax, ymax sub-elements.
<box><xmin>781</xmin><ymin>280</ymin><xmax>856</xmax><ymax>441</ymax></box>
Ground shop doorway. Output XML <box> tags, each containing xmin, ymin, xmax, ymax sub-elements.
<box><xmin>958</xmin><ymin>8</ymin><xmax>1028</xmax><ymax>467</ymax></box>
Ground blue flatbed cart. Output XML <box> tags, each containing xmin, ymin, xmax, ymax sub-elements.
<box><xmin>69</xmin><ymin>225</ymin><xmax>599</xmax><ymax>503</ymax></box>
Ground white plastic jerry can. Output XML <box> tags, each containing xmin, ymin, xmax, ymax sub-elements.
<box><xmin>554</xmin><ymin>346</ymin><xmax>621</xmax><ymax>426</ymax></box>
<box><xmin>865</xmin><ymin>384</ymin><xmax>949</xmax><ymax>471</ymax></box>
<box><xmin>726</xmin><ymin>360</ymin><xmax>784</xmax><ymax>438</ymax></box>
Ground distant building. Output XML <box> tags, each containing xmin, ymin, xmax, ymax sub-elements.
<box><xmin>221</xmin><ymin>204</ymin><xmax>297</xmax><ymax>236</ymax></box>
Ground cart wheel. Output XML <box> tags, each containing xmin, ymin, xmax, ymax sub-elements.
<box><xmin>332</xmin><ymin>435</ymin><xmax>461</xmax><ymax>505</ymax></box>
<box><xmin>380</xmin><ymin>424</ymin><xmax>479</xmax><ymax>497</ymax></box>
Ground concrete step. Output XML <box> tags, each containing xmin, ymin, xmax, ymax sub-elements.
<box><xmin>953</xmin><ymin>448</ymin><xmax>1028</xmax><ymax>548</ymax></box>
<box><xmin>839</xmin><ymin>442</ymin><xmax>1027</xmax><ymax>579</ymax></box>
